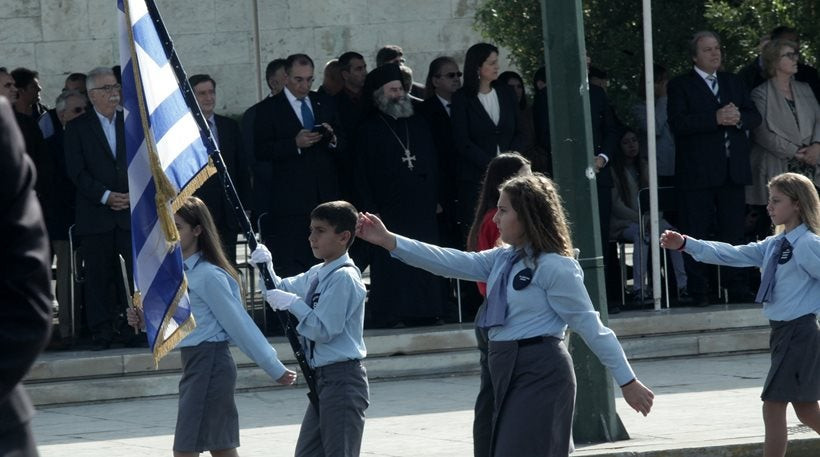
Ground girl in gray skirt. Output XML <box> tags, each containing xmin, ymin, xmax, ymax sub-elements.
<box><xmin>129</xmin><ymin>197</ymin><xmax>296</xmax><ymax>457</ymax></box>
<box><xmin>662</xmin><ymin>172</ymin><xmax>820</xmax><ymax>457</ymax></box>
<box><xmin>357</xmin><ymin>174</ymin><xmax>654</xmax><ymax>457</ymax></box>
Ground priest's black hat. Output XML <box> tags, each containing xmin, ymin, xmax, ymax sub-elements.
<box><xmin>363</xmin><ymin>63</ymin><xmax>403</xmax><ymax>98</ymax></box>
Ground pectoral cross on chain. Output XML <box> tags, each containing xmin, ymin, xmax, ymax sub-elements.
<box><xmin>401</xmin><ymin>149</ymin><xmax>416</xmax><ymax>170</ymax></box>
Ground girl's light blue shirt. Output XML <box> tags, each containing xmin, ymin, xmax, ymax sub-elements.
<box><xmin>391</xmin><ymin>236</ymin><xmax>636</xmax><ymax>386</ymax></box>
<box><xmin>180</xmin><ymin>252</ymin><xmax>287</xmax><ymax>381</ymax></box>
<box><xmin>683</xmin><ymin>224</ymin><xmax>820</xmax><ymax>321</ymax></box>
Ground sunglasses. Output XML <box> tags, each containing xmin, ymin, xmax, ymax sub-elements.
<box><xmin>436</xmin><ymin>72</ymin><xmax>463</xmax><ymax>79</ymax></box>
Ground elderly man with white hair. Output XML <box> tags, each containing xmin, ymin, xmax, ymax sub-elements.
<box><xmin>64</xmin><ymin>66</ymin><xmax>134</xmax><ymax>350</ymax></box>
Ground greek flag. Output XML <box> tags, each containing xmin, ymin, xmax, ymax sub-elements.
<box><xmin>118</xmin><ymin>0</ymin><xmax>216</xmax><ymax>362</ymax></box>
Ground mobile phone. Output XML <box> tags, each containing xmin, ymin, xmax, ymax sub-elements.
<box><xmin>311</xmin><ymin>125</ymin><xmax>328</xmax><ymax>136</ymax></box>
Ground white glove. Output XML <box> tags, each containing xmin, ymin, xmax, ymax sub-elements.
<box><xmin>250</xmin><ymin>244</ymin><xmax>275</xmax><ymax>288</ymax></box>
<box><xmin>265</xmin><ymin>289</ymin><xmax>299</xmax><ymax>311</ymax></box>
<box><xmin>250</xmin><ymin>244</ymin><xmax>273</xmax><ymax>269</ymax></box>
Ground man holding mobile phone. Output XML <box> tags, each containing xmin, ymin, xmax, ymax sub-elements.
<box><xmin>253</xmin><ymin>53</ymin><xmax>341</xmax><ymax>277</ymax></box>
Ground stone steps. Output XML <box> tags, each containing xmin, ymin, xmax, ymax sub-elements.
<box><xmin>25</xmin><ymin>305</ymin><xmax>770</xmax><ymax>406</ymax></box>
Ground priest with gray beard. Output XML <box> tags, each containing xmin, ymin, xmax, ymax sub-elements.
<box><xmin>355</xmin><ymin>63</ymin><xmax>447</xmax><ymax>328</ymax></box>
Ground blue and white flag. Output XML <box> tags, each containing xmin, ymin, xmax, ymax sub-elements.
<box><xmin>118</xmin><ymin>0</ymin><xmax>216</xmax><ymax>362</ymax></box>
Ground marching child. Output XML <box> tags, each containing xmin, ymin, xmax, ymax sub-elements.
<box><xmin>464</xmin><ymin>151</ymin><xmax>531</xmax><ymax>457</ymax></box>
<box><xmin>357</xmin><ymin>174</ymin><xmax>654</xmax><ymax>456</ymax></box>
<box><xmin>128</xmin><ymin>196</ymin><xmax>296</xmax><ymax>457</ymax></box>
<box><xmin>661</xmin><ymin>172</ymin><xmax>820</xmax><ymax>457</ymax></box>
<box><xmin>251</xmin><ymin>200</ymin><xmax>368</xmax><ymax>457</ymax></box>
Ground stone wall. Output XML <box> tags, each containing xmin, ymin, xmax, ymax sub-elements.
<box><xmin>1</xmin><ymin>0</ymin><xmax>515</xmax><ymax>116</ymax></box>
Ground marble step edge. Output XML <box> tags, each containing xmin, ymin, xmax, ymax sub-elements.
<box><xmin>28</xmin><ymin>349</ymin><xmax>480</xmax><ymax>407</ymax></box>
<box><xmin>578</xmin><ymin>436</ymin><xmax>820</xmax><ymax>457</ymax></box>
<box><xmin>26</xmin><ymin>329</ymin><xmax>478</xmax><ymax>383</ymax></box>
<box><xmin>606</xmin><ymin>305</ymin><xmax>769</xmax><ymax>337</ymax></box>
<box><xmin>26</xmin><ymin>325</ymin><xmax>770</xmax><ymax>385</ymax></box>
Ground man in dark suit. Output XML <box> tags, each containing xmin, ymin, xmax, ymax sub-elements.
<box><xmin>0</xmin><ymin>96</ymin><xmax>52</xmax><ymax>457</ymax></box>
<box><xmin>46</xmin><ymin>90</ymin><xmax>88</xmax><ymax>347</ymax></box>
<box><xmin>189</xmin><ymin>74</ymin><xmax>249</xmax><ymax>265</ymax></box>
<box><xmin>242</xmin><ymin>58</ymin><xmax>287</xmax><ymax>229</ymax></box>
<box><xmin>64</xmin><ymin>66</ymin><xmax>132</xmax><ymax>349</ymax></box>
<box><xmin>668</xmin><ymin>31</ymin><xmax>762</xmax><ymax>305</ymax></box>
<box><xmin>588</xmin><ymin>81</ymin><xmax>621</xmax><ymax>305</ymax></box>
<box><xmin>418</xmin><ymin>56</ymin><xmax>461</xmax><ymax>248</ymax></box>
<box><xmin>333</xmin><ymin>51</ymin><xmax>368</xmax><ymax>203</ymax></box>
<box><xmin>253</xmin><ymin>54</ymin><xmax>340</xmax><ymax>277</ymax></box>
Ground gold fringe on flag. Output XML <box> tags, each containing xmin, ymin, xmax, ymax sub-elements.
<box><xmin>171</xmin><ymin>156</ymin><xmax>217</xmax><ymax>213</ymax></box>
<box><xmin>151</xmin><ymin>275</ymin><xmax>197</xmax><ymax>367</ymax></box>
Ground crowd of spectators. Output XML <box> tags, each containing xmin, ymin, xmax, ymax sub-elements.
<box><xmin>2</xmin><ymin>24</ymin><xmax>819</xmax><ymax>348</ymax></box>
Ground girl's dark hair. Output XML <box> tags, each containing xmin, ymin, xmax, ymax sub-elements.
<box><xmin>466</xmin><ymin>152</ymin><xmax>531</xmax><ymax>251</ymax></box>
<box><xmin>424</xmin><ymin>56</ymin><xmax>457</xmax><ymax>100</ymax></box>
<box><xmin>495</xmin><ymin>71</ymin><xmax>527</xmax><ymax>110</ymax></box>
<box><xmin>611</xmin><ymin>127</ymin><xmax>643</xmax><ymax>210</ymax></box>
<box><xmin>462</xmin><ymin>42</ymin><xmax>499</xmax><ymax>97</ymax></box>
<box><xmin>500</xmin><ymin>174</ymin><xmax>573</xmax><ymax>258</ymax></box>
<box><xmin>176</xmin><ymin>197</ymin><xmax>242</xmax><ymax>298</ymax></box>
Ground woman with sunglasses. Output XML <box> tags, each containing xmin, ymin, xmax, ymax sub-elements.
<box><xmin>747</xmin><ymin>39</ymin><xmax>820</xmax><ymax>239</ymax></box>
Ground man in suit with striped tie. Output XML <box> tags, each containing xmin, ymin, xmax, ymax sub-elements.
<box><xmin>253</xmin><ymin>54</ymin><xmax>340</xmax><ymax>277</ymax></box>
<box><xmin>667</xmin><ymin>31</ymin><xmax>762</xmax><ymax>305</ymax></box>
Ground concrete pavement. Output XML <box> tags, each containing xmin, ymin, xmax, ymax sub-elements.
<box><xmin>30</xmin><ymin>352</ymin><xmax>819</xmax><ymax>456</ymax></box>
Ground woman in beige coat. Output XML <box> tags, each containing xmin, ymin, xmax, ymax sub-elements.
<box><xmin>748</xmin><ymin>39</ymin><xmax>820</xmax><ymax>235</ymax></box>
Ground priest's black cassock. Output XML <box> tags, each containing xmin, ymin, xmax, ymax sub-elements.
<box><xmin>355</xmin><ymin>112</ymin><xmax>447</xmax><ymax>326</ymax></box>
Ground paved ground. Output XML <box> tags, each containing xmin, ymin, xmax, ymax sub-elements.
<box><xmin>31</xmin><ymin>353</ymin><xmax>818</xmax><ymax>456</ymax></box>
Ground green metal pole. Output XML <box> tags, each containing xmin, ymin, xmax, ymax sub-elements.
<box><xmin>539</xmin><ymin>0</ymin><xmax>629</xmax><ymax>444</ymax></box>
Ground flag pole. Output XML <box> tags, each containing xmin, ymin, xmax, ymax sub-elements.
<box><xmin>141</xmin><ymin>0</ymin><xmax>320</xmax><ymax>412</ymax></box>
<box><xmin>123</xmin><ymin>0</ymin><xmax>195</xmax><ymax>365</ymax></box>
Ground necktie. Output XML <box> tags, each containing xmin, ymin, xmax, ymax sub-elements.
<box><xmin>706</xmin><ymin>75</ymin><xmax>719</xmax><ymax>100</ymax></box>
<box><xmin>299</xmin><ymin>98</ymin><xmax>315</xmax><ymax>130</ymax></box>
<box><xmin>707</xmin><ymin>75</ymin><xmax>731</xmax><ymax>157</ymax></box>
<box><xmin>479</xmin><ymin>249</ymin><xmax>522</xmax><ymax>328</ymax></box>
<box><xmin>208</xmin><ymin>118</ymin><xmax>219</xmax><ymax>147</ymax></box>
<box><xmin>755</xmin><ymin>237</ymin><xmax>789</xmax><ymax>303</ymax></box>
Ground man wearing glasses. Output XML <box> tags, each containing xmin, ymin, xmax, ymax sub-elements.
<box><xmin>41</xmin><ymin>89</ymin><xmax>88</xmax><ymax>349</ymax></box>
<box><xmin>64</xmin><ymin>66</ymin><xmax>132</xmax><ymax>350</ymax></box>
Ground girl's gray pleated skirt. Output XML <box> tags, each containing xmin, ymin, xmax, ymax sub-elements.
<box><xmin>174</xmin><ymin>341</ymin><xmax>239</xmax><ymax>452</ymax></box>
<box><xmin>488</xmin><ymin>336</ymin><xmax>576</xmax><ymax>457</ymax></box>
<box><xmin>762</xmin><ymin>313</ymin><xmax>820</xmax><ymax>402</ymax></box>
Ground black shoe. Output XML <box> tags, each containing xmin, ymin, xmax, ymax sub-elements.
<box><xmin>46</xmin><ymin>335</ymin><xmax>73</xmax><ymax>351</ymax></box>
<box><xmin>677</xmin><ymin>287</ymin><xmax>694</xmax><ymax>305</ymax></box>
<box><xmin>608</xmin><ymin>305</ymin><xmax>622</xmax><ymax>315</ymax></box>
<box><xmin>90</xmin><ymin>339</ymin><xmax>112</xmax><ymax>351</ymax></box>
<box><xmin>691</xmin><ymin>294</ymin><xmax>710</xmax><ymax>307</ymax></box>
<box><xmin>625</xmin><ymin>290</ymin><xmax>653</xmax><ymax>307</ymax></box>
<box><xmin>727</xmin><ymin>289</ymin><xmax>756</xmax><ymax>304</ymax></box>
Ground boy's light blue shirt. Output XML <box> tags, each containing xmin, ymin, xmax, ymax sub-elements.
<box><xmin>390</xmin><ymin>236</ymin><xmax>635</xmax><ymax>386</ymax></box>
<box><xmin>180</xmin><ymin>252</ymin><xmax>287</xmax><ymax>380</ymax></box>
<box><xmin>683</xmin><ymin>224</ymin><xmax>820</xmax><ymax>321</ymax></box>
<box><xmin>275</xmin><ymin>252</ymin><xmax>367</xmax><ymax>369</ymax></box>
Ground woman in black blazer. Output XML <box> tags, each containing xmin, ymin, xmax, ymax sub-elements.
<box><xmin>451</xmin><ymin>43</ymin><xmax>523</xmax><ymax>243</ymax></box>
